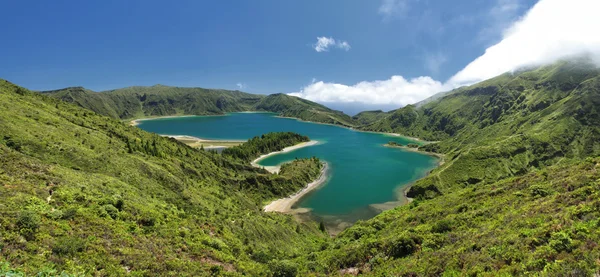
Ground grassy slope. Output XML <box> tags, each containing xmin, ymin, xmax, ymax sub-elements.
<box><xmin>5</xmin><ymin>59</ymin><xmax>600</xmax><ymax>276</ymax></box>
<box><xmin>300</xmin><ymin>60</ymin><xmax>600</xmax><ymax>275</ymax></box>
<box><xmin>42</xmin><ymin>86</ymin><xmax>356</xmax><ymax>127</ymax></box>
<box><xmin>0</xmin><ymin>80</ymin><xmax>328</xmax><ymax>276</ymax></box>
<box><xmin>362</xmin><ymin>61</ymin><xmax>600</xmax><ymax>197</ymax></box>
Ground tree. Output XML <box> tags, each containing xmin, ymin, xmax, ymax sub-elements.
<box><xmin>319</xmin><ymin>221</ymin><xmax>326</xmax><ymax>232</ymax></box>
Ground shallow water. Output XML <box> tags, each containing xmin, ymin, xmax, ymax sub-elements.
<box><xmin>137</xmin><ymin>113</ymin><xmax>438</xmax><ymax>224</ymax></box>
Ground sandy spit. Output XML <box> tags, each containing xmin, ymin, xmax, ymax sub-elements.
<box><xmin>263</xmin><ymin>162</ymin><xmax>329</xmax><ymax>213</ymax></box>
<box><xmin>250</xmin><ymin>140</ymin><xmax>319</xmax><ymax>174</ymax></box>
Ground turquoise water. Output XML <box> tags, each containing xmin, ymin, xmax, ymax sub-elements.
<box><xmin>137</xmin><ymin>113</ymin><xmax>438</xmax><ymax>222</ymax></box>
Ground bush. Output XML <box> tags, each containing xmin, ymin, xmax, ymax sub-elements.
<box><xmin>386</xmin><ymin>234</ymin><xmax>421</xmax><ymax>258</ymax></box>
<box><xmin>269</xmin><ymin>260</ymin><xmax>298</xmax><ymax>277</ymax></box>
<box><xmin>549</xmin><ymin>232</ymin><xmax>573</xmax><ymax>253</ymax></box>
<box><xmin>16</xmin><ymin>211</ymin><xmax>40</xmax><ymax>239</ymax></box>
<box><xmin>102</xmin><ymin>204</ymin><xmax>119</xmax><ymax>219</ymax></box>
<box><xmin>52</xmin><ymin>237</ymin><xmax>86</xmax><ymax>257</ymax></box>
<box><xmin>431</xmin><ymin>219</ymin><xmax>453</xmax><ymax>233</ymax></box>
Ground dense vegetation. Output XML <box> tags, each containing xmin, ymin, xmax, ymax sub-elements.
<box><xmin>222</xmin><ymin>132</ymin><xmax>309</xmax><ymax>162</ymax></box>
<box><xmin>42</xmin><ymin>86</ymin><xmax>355</xmax><ymax>127</ymax></box>
<box><xmin>3</xmin><ymin>59</ymin><xmax>600</xmax><ymax>276</ymax></box>
<box><xmin>313</xmin><ymin>158</ymin><xmax>600</xmax><ymax>276</ymax></box>
<box><xmin>0</xmin><ymin>80</ymin><xmax>327</xmax><ymax>276</ymax></box>
<box><xmin>300</xmin><ymin>60</ymin><xmax>600</xmax><ymax>275</ymax></box>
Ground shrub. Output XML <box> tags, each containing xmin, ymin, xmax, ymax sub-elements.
<box><xmin>386</xmin><ymin>234</ymin><xmax>421</xmax><ymax>258</ymax></box>
<box><xmin>431</xmin><ymin>219</ymin><xmax>453</xmax><ymax>233</ymax></box>
<box><xmin>16</xmin><ymin>211</ymin><xmax>40</xmax><ymax>239</ymax></box>
<box><xmin>269</xmin><ymin>260</ymin><xmax>298</xmax><ymax>277</ymax></box>
<box><xmin>52</xmin><ymin>237</ymin><xmax>86</xmax><ymax>257</ymax></box>
<box><xmin>102</xmin><ymin>204</ymin><xmax>119</xmax><ymax>219</ymax></box>
<box><xmin>549</xmin><ymin>232</ymin><xmax>573</xmax><ymax>253</ymax></box>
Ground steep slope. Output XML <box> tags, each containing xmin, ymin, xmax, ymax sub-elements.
<box><xmin>42</xmin><ymin>85</ymin><xmax>357</xmax><ymax>127</ymax></box>
<box><xmin>312</xmin><ymin>158</ymin><xmax>600</xmax><ymax>276</ymax></box>
<box><xmin>0</xmin><ymin>80</ymin><xmax>327</xmax><ymax>276</ymax></box>
<box><xmin>363</xmin><ymin>60</ymin><xmax>600</xmax><ymax>197</ymax></box>
<box><xmin>298</xmin><ymin>60</ymin><xmax>600</xmax><ymax>275</ymax></box>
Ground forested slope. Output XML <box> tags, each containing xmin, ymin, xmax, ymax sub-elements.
<box><xmin>0</xmin><ymin>80</ymin><xmax>326</xmax><ymax>276</ymax></box>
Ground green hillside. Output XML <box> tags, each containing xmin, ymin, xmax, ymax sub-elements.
<box><xmin>0</xmin><ymin>79</ymin><xmax>327</xmax><ymax>276</ymax></box>
<box><xmin>363</xmin><ymin>60</ymin><xmax>600</xmax><ymax>197</ymax></box>
<box><xmin>42</xmin><ymin>86</ymin><xmax>356</xmax><ymax>127</ymax></box>
<box><xmin>3</xmin><ymin>59</ymin><xmax>600</xmax><ymax>276</ymax></box>
<box><xmin>307</xmin><ymin>60</ymin><xmax>600</xmax><ymax>275</ymax></box>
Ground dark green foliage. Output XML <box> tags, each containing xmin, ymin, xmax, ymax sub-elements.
<box><xmin>52</xmin><ymin>237</ymin><xmax>86</xmax><ymax>257</ymax></box>
<box><xmin>387</xmin><ymin>141</ymin><xmax>402</xmax><ymax>147</ymax></box>
<box><xmin>222</xmin><ymin>132</ymin><xmax>309</xmax><ymax>161</ymax></box>
<box><xmin>16</xmin><ymin>211</ymin><xmax>40</xmax><ymax>239</ymax></box>
<box><xmin>385</xmin><ymin>234</ymin><xmax>421</xmax><ymax>258</ymax></box>
<box><xmin>319</xmin><ymin>221</ymin><xmax>326</xmax><ymax>233</ymax></box>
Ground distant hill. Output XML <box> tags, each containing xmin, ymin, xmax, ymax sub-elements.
<box><xmin>352</xmin><ymin>110</ymin><xmax>388</xmax><ymax>126</ymax></box>
<box><xmin>42</xmin><ymin>85</ymin><xmax>356</xmax><ymax>127</ymax></box>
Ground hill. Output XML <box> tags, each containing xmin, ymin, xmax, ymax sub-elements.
<box><xmin>42</xmin><ymin>85</ymin><xmax>356</xmax><ymax>127</ymax></box>
<box><xmin>352</xmin><ymin>110</ymin><xmax>389</xmax><ymax>126</ymax></box>
<box><xmin>307</xmin><ymin>60</ymin><xmax>600</xmax><ymax>275</ymax></box>
<box><xmin>362</xmin><ymin>60</ymin><xmax>600</xmax><ymax>197</ymax></box>
<box><xmin>0</xmin><ymin>79</ymin><xmax>327</xmax><ymax>276</ymax></box>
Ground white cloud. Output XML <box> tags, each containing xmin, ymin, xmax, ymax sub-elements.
<box><xmin>236</xmin><ymin>83</ymin><xmax>246</xmax><ymax>90</ymax></box>
<box><xmin>292</xmin><ymin>0</ymin><xmax>600</xmax><ymax>108</ymax></box>
<box><xmin>313</xmin><ymin>37</ymin><xmax>351</xmax><ymax>52</ymax></box>
<box><xmin>450</xmin><ymin>0</ymin><xmax>600</xmax><ymax>86</ymax></box>
<box><xmin>289</xmin><ymin>76</ymin><xmax>448</xmax><ymax>106</ymax></box>
<box><xmin>378</xmin><ymin>0</ymin><xmax>410</xmax><ymax>19</ymax></box>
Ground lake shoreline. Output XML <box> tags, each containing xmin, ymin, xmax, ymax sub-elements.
<box><xmin>251</xmin><ymin>140</ymin><xmax>320</xmax><ymax>173</ymax></box>
<box><xmin>163</xmin><ymin>135</ymin><xmax>244</xmax><ymax>149</ymax></box>
<box><xmin>130</xmin><ymin>112</ymin><xmax>434</xmax><ymax>144</ymax></box>
<box><xmin>383</xmin><ymin>143</ymin><xmax>445</xmax><ymax>162</ymax></box>
<box><xmin>263</xmin><ymin>162</ymin><xmax>329</xmax><ymax>213</ymax></box>
<box><xmin>133</xmin><ymin>113</ymin><xmax>442</xmax><ymax>218</ymax></box>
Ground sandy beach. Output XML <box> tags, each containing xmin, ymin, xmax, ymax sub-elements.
<box><xmin>263</xmin><ymin>162</ymin><xmax>329</xmax><ymax>213</ymax></box>
<box><xmin>251</xmin><ymin>140</ymin><xmax>319</xmax><ymax>173</ymax></box>
<box><xmin>163</xmin><ymin>135</ymin><xmax>244</xmax><ymax>149</ymax></box>
<box><xmin>383</xmin><ymin>143</ymin><xmax>445</xmax><ymax>162</ymax></box>
<box><xmin>129</xmin><ymin>115</ymin><xmax>199</xmax><ymax>126</ymax></box>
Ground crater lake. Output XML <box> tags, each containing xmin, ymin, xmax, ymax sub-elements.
<box><xmin>136</xmin><ymin>112</ymin><xmax>439</xmax><ymax>230</ymax></box>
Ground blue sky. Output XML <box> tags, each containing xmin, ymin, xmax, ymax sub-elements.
<box><xmin>2</xmin><ymin>0</ymin><xmax>597</xmax><ymax>114</ymax></box>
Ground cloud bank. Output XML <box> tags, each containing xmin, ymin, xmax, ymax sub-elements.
<box><xmin>289</xmin><ymin>76</ymin><xmax>447</xmax><ymax>106</ymax></box>
<box><xmin>293</xmin><ymin>0</ymin><xmax>600</xmax><ymax>108</ymax></box>
<box><xmin>450</xmin><ymin>0</ymin><xmax>600</xmax><ymax>85</ymax></box>
<box><xmin>313</xmin><ymin>37</ymin><xmax>351</xmax><ymax>52</ymax></box>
